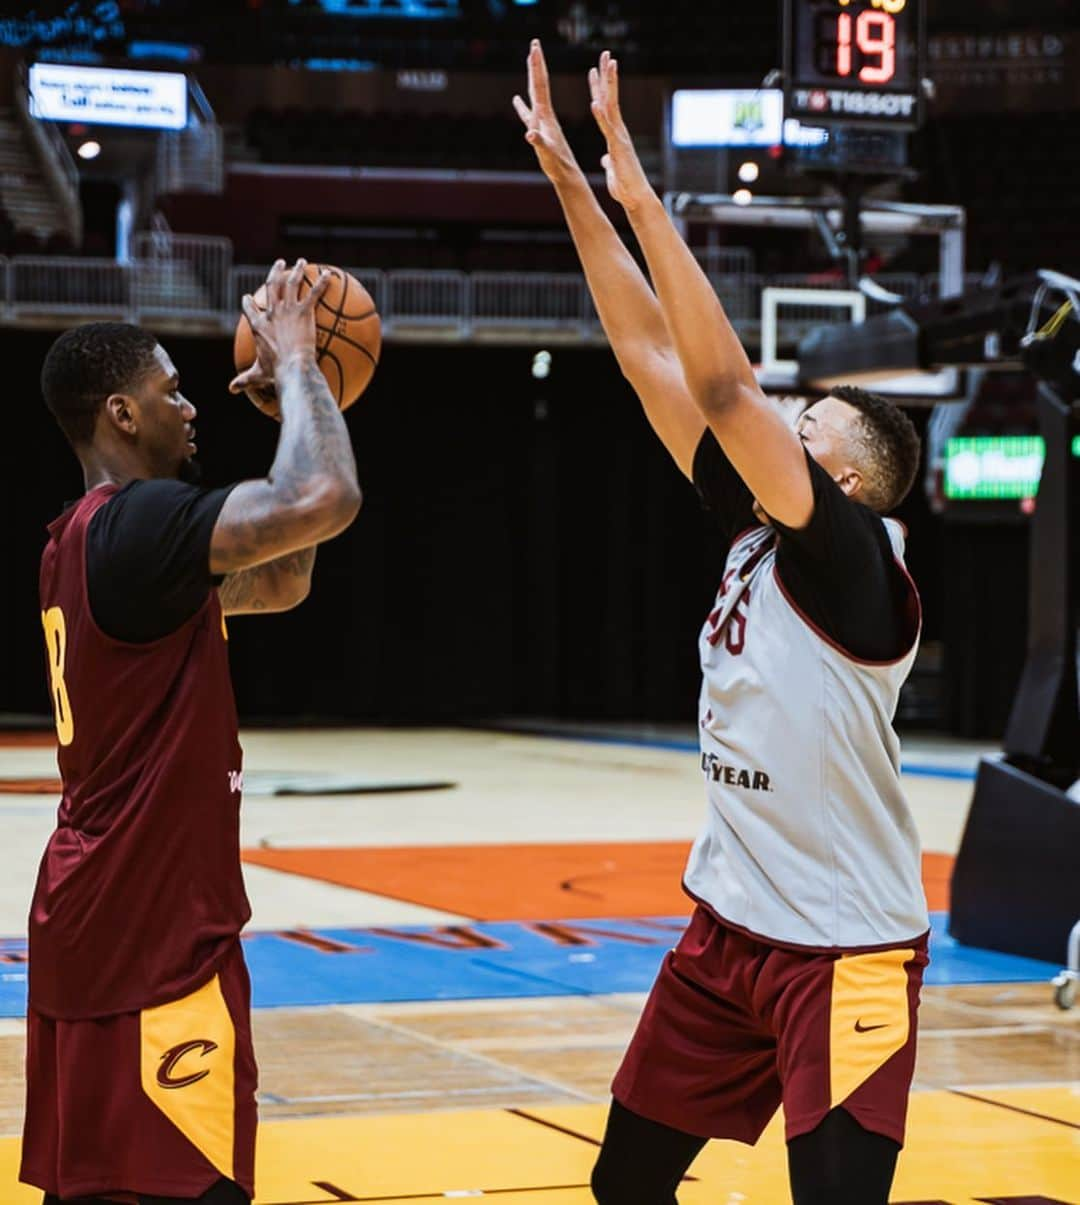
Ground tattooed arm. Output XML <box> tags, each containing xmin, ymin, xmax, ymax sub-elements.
<box><xmin>209</xmin><ymin>259</ymin><xmax>361</xmax><ymax>577</ymax></box>
<box><xmin>218</xmin><ymin>547</ymin><xmax>317</xmax><ymax>615</ymax></box>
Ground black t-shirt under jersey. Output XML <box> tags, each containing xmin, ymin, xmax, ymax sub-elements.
<box><xmin>692</xmin><ymin>430</ymin><xmax>917</xmax><ymax>662</ymax></box>
<box><xmin>86</xmin><ymin>479</ymin><xmax>236</xmax><ymax>643</ymax></box>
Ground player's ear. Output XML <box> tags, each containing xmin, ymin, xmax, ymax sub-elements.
<box><xmin>103</xmin><ymin>393</ymin><xmax>138</xmax><ymax>437</ymax></box>
<box><xmin>835</xmin><ymin>466</ymin><xmax>862</xmax><ymax>498</ymax></box>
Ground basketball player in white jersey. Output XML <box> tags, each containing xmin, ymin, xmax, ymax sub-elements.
<box><xmin>515</xmin><ymin>42</ymin><xmax>927</xmax><ymax>1205</ymax></box>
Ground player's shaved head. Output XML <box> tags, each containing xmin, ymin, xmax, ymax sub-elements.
<box><xmin>827</xmin><ymin>385</ymin><xmax>920</xmax><ymax>514</ymax></box>
<box><xmin>41</xmin><ymin>322</ymin><xmax>161</xmax><ymax>448</ymax></box>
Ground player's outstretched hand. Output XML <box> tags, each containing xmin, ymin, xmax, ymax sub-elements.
<box><xmin>513</xmin><ymin>40</ymin><xmax>582</xmax><ymax>187</ymax></box>
<box><xmin>588</xmin><ymin>50</ymin><xmax>654</xmax><ymax>213</ymax></box>
<box><xmin>229</xmin><ymin>258</ymin><xmax>331</xmax><ymax>418</ymax></box>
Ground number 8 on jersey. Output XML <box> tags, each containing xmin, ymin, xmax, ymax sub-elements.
<box><xmin>42</xmin><ymin>606</ymin><xmax>74</xmax><ymax>746</ymax></box>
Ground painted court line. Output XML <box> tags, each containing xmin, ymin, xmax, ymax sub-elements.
<box><xmin>506</xmin><ymin>1109</ymin><xmax>602</xmax><ymax>1149</ymax></box>
<box><xmin>264</xmin><ymin>1185</ymin><xmax>593</xmax><ymax>1204</ymax></box>
<box><xmin>947</xmin><ymin>1089</ymin><xmax>1080</xmax><ymax>1132</ymax></box>
<box><xmin>266</xmin><ymin>1087</ymin><xmax>525</xmax><ymax>1105</ymax></box>
<box><xmin>506</xmin><ymin>1110</ymin><xmax>699</xmax><ymax>1183</ymax></box>
<box><xmin>923</xmin><ymin>1024</ymin><xmax>1050</xmax><ymax>1039</ymax></box>
<box><xmin>362</xmin><ymin>1012</ymin><xmax>596</xmax><ymax>1105</ymax></box>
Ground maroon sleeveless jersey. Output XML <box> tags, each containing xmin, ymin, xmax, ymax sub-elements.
<box><xmin>31</xmin><ymin>484</ymin><xmax>251</xmax><ymax>1020</ymax></box>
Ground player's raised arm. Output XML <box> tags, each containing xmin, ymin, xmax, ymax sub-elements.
<box><xmin>209</xmin><ymin>259</ymin><xmax>362</xmax><ymax>576</ymax></box>
<box><xmin>588</xmin><ymin>54</ymin><xmax>815</xmax><ymax>529</ymax></box>
<box><xmin>514</xmin><ymin>40</ymin><xmax>704</xmax><ymax>478</ymax></box>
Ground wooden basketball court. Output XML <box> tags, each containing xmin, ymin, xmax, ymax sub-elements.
<box><xmin>0</xmin><ymin>728</ymin><xmax>1075</xmax><ymax>1204</ymax></box>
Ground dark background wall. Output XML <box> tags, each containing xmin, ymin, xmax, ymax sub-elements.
<box><xmin>2</xmin><ymin>330</ymin><xmax>1021</xmax><ymax>731</ymax></box>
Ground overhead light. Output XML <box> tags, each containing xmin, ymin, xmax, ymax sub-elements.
<box><xmin>733</xmin><ymin>188</ymin><xmax>753</xmax><ymax>206</ymax></box>
<box><xmin>77</xmin><ymin>140</ymin><xmax>101</xmax><ymax>160</ymax></box>
<box><xmin>737</xmin><ymin>161</ymin><xmax>760</xmax><ymax>184</ymax></box>
<box><xmin>532</xmin><ymin>350</ymin><xmax>551</xmax><ymax>379</ymax></box>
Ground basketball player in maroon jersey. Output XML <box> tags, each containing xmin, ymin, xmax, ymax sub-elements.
<box><xmin>23</xmin><ymin>259</ymin><xmax>360</xmax><ymax>1205</ymax></box>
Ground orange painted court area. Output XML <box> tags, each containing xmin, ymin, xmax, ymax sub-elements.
<box><xmin>242</xmin><ymin>841</ymin><xmax>956</xmax><ymax>919</ymax></box>
<box><xmin>920</xmin><ymin>851</ymin><xmax>954</xmax><ymax>913</ymax></box>
<box><xmin>0</xmin><ymin>733</ymin><xmax>55</xmax><ymax>748</ymax></box>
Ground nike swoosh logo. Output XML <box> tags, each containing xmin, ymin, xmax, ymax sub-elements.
<box><xmin>854</xmin><ymin>1020</ymin><xmax>888</xmax><ymax>1033</ymax></box>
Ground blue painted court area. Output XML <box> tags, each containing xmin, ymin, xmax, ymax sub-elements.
<box><xmin>0</xmin><ymin>913</ymin><xmax>1059</xmax><ymax>1016</ymax></box>
<box><xmin>492</xmin><ymin>725</ymin><xmax>979</xmax><ymax>782</ymax></box>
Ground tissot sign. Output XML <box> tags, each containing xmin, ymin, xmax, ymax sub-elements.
<box><xmin>789</xmin><ymin>86</ymin><xmax>919</xmax><ymax>121</ymax></box>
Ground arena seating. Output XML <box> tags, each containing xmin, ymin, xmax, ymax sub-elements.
<box><xmin>238</xmin><ymin>104</ymin><xmax>1080</xmax><ymax>281</ymax></box>
<box><xmin>245</xmin><ymin>106</ymin><xmax>608</xmax><ymax>172</ymax></box>
<box><xmin>912</xmin><ymin>111</ymin><xmax>1080</xmax><ymax>274</ymax></box>
<box><xmin>0</xmin><ymin>199</ymin><xmax>74</xmax><ymax>257</ymax></box>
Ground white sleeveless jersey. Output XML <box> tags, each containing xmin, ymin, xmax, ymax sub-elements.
<box><xmin>685</xmin><ymin>523</ymin><xmax>929</xmax><ymax>949</ymax></box>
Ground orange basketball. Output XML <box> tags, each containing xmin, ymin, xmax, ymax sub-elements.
<box><xmin>233</xmin><ymin>263</ymin><xmax>381</xmax><ymax>411</ymax></box>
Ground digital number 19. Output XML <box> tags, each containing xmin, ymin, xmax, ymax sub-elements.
<box><xmin>837</xmin><ymin>10</ymin><xmax>896</xmax><ymax>84</ymax></box>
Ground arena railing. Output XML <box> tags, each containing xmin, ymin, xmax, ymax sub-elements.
<box><xmin>133</xmin><ymin>232</ymin><xmax>233</xmax><ymax>318</ymax></box>
<box><xmin>156</xmin><ymin>124</ymin><xmax>225</xmax><ymax>197</ymax></box>
<box><xmin>0</xmin><ymin>255</ymin><xmax>960</xmax><ymax>350</ymax></box>
<box><xmin>470</xmin><ymin>272</ymin><xmax>589</xmax><ymax>335</ymax></box>
<box><xmin>383</xmin><ymin>270</ymin><xmax>471</xmax><ymax>335</ymax></box>
<box><xmin>695</xmin><ymin>246</ymin><xmax>756</xmax><ymax>277</ymax></box>
<box><xmin>8</xmin><ymin>257</ymin><xmax>132</xmax><ymax>319</ymax></box>
<box><xmin>922</xmin><ymin>272</ymin><xmax>991</xmax><ymax>298</ymax></box>
<box><xmin>230</xmin><ymin>264</ymin><xmax>273</xmax><ymax>312</ymax></box>
<box><xmin>348</xmin><ymin>269</ymin><xmax>387</xmax><ymax>318</ymax></box>
<box><xmin>155</xmin><ymin>76</ymin><xmax>225</xmax><ymax>197</ymax></box>
<box><xmin>711</xmin><ymin>274</ymin><xmax>763</xmax><ymax>336</ymax></box>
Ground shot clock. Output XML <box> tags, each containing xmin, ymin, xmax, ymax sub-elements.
<box><xmin>783</xmin><ymin>0</ymin><xmax>925</xmax><ymax>129</ymax></box>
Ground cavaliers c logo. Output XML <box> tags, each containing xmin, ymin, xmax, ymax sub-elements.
<box><xmin>157</xmin><ymin>1039</ymin><xmax>218</xmax><ymax>1089</ymax></box>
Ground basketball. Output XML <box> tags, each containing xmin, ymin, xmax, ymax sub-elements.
<box><xmin>233</xmin><ymin>263</ymin><xmax>381</xmax><ymax>410</ymax></box>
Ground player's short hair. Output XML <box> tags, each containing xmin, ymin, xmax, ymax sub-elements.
<box><xmin>827</xmin><ymin>384</ymin><xmax>921</xmax><ymax>514</ymax></box>
<box><xmin>41</xmin><ymin>322</ymin><xmax>160</xmax><ymax>447</ymax></box>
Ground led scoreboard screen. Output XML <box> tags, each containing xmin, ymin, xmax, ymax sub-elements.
<box><xmin>784</xmin><ymin>0</ymin><xmax>924</xmax><ymax>129</ymax></box>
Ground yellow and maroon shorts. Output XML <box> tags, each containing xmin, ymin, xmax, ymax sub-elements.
<box><xmin>612</xmin><ymin>905</ymin><xmax>928</xmax><ymax>1147</ymax></box>
<box><xmin>21</xmin><ymin>942</ymin><xmax>256</xmax><ymax>1202</ymax></box>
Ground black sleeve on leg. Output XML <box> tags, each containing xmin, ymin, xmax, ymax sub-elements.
<box><xmin>198</xmin><ymin>1180</ymin><xmax>250</xmax><ymax>1205</ymax></box>
<box><xmin>44</xmin><ymin>1196</ymin><xmax>126</xmax><ymax>1204</ymax></box>
<box><xmin>591</xmin><ymin>1099</ymin><xmax>707</xmax><ymax>1205</ymax></box>
<box><xmin>43</xmin><ymin>1177</ymin><xmax>247</xmax><ymax>1205</ymax></box>
<box><xmin>787</xmin><ymin>1107</ymin><xmax>900</xmax><ymax>1205</ymax></box>
<box><xmin>137</xmin><ymin>1179</ymin><xmax>249</xmax><ymax>1205</ymax></box>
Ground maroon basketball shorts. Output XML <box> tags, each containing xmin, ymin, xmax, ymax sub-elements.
<box><xmin>612</xmin><ymin>905</ymin><xmax>928</xmax><ymax>1147</ymax></box>
<box><xmin>21</xmin><ymin>941</ymin><xmax>256</xmax><ymax>1202</ymax></box>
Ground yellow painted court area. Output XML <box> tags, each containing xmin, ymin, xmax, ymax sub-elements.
<box><xmin>0</xmin><ymin>1087</ymin><xmax>1076</xmax><ymax>1204</ymax></box>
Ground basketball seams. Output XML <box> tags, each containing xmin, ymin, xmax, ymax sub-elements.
<box><xmin>313</xmin><ymin>265</ymin><xmax>343</xmax><ymax>318</ymax></box>
<box><xmin>315</xmin><ymin>331</ymin><xmax>343</xmax><ymax>406</ymax></box>
<box><xmin>315</xmin><ymin>263</ymin><xmax>377</xmax><ymax>320</ymax></box>
<box><xmin>320</xmin><ymin>270</ymin><xmax>366</xmax><ymax>401</ymax></box>
<box><xmin>318</xmin><ymin>319</ymin><xmax>380</xmax><ymax>367</ymax></box>
<box><xmin>318</xmin><ymin>345</ymin><xmax>346</xmax><ymax>404</ymax></box>
<box><xmin>331</xmin><ymin>266</ymin><xmax>350</xmax><ymax>333</ymax></box>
